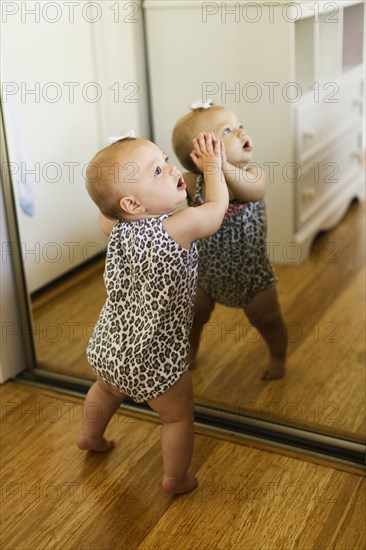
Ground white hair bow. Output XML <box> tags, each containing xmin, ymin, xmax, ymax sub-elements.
<box><xmin>190</xmin><ymin>99</ymin><xmax>213</xmax><ymax>110</ymax></box>
<box><xmin>107</xmin><ymin>130</ymin><xmax>136</xmax><ymax>145</ymax></box>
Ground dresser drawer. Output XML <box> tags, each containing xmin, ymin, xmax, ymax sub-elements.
<box><xmin>338</xmin><ymin>73</ymin><xmax>364</xmax><ymax>124</ymax></box>
<box><xmin>296</xmin><ymin>130</ymin><xmax>364</xmax><ymax>230</ymax></box>
<box><xmin>295</xmin><ymin>74</ymin><xmax>363</xmax><ymax>164</ymax></box>
<box><xmin>295</xmin><ymin>97</ymin><xmax>338</xmax><ymax>164</ymax></box>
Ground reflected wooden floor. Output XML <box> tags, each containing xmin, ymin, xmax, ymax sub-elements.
<box><xmin>1</xmin><ymin>383</ymin><xmax>365</xmax><ymax>550</ymax></box>
<box><xmin>32</xmin><ymin>200</ymin><xmax>365</xmax><ymax>440</ymax></box>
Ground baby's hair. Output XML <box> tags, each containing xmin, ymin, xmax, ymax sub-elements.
<box><xmin>85</xmin><ymin>137</ymin><xmax>136</xmax><ymax>220</ymax></box>
<box><xmin>172</xmin><ymin>104</ymin><xmax>226</xmax><ymax>172</ymax></box>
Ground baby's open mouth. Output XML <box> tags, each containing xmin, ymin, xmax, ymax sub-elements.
<box><xmin>177</xmin><ymin>176</ymin><xmax>186</xmax><ymax>190</ymax></box>
<box><xmin>243</xmin><ymin>140</ymin><xmax>253</xmax><ymax>152</ymax></box>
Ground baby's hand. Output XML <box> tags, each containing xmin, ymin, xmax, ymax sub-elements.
<box><xmin>190</xmin><ymin>132</ymin><xmax>221</xmax><ymax>175</ymax></box>
<box><xmin>220</xmin><ymin>138</ymin><xmax>227</xmax><ymax>165</ymax></box>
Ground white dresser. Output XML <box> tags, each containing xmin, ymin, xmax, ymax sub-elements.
<box><xmin>144</xmin><ymin>0</ymin><xmax>365</xmax><ymax>263</ymax></box>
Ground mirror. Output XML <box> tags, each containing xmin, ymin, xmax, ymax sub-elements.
<box><xmin>2</xmin><ymin>1</ymin><xmax>364</xmax><ymax>454</ymax></box>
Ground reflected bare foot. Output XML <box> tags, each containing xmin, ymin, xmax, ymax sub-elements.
<box><xmin>76</xmin><ymin>434</ymin><xmax>115</xmax><ymax>452</ymax></box>
<box><xmin>261</xmin><ymin>357</ymin><xmax>286</xmax><ymax>380</ymax></box>
<box><xmin>162</xmin><ymin>473</ymin><xmax>198</xmax><ymax>495</ymax></box>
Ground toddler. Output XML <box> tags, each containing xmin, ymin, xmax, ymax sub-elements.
<box><xmin>172</xmin><ymin>102</ymin><xmax>287</xmax><ymax>380</ymax></box>
<box><xmin>77</xmin><ymin>133</ymin><xmax>228</xmax><ymax>494</ymax></box>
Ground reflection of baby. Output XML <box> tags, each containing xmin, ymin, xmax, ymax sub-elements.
<box><xmin>173</xmin><ymin>103</ymin><xmax>287</xmax><ymax>380</ymax></box>
<box><xmin>77</xmin><ymin>134</ymin><xmax>228</xmax><ymax>494</ymax></box>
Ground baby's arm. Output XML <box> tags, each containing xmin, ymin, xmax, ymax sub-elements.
<box><xmin>164</xmin><ymin>133</ymin><xmax>228</xmax><ymax>249</ymax></box>
<box><xmin>221</xmin><ymin>142</ymin><xmax>266</xmax><ymax>202</ymax></box>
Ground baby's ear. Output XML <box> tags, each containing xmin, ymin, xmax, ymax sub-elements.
<box><xmin>119</xmin><ymin>195</ymin><xmax>146</xmax><ymax>215</ymax></box>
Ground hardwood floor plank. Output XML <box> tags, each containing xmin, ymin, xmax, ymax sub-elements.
<box><xmin>295</xmin><ymin>474</ymin><xmax>364</xmax><ymax>550</ymax></box>
<box><xmin>1</xmin><ymin>383</ymin><xmax>364</xmax><ymax>550</ymax></box>
<box><xmin>332</xmin><ymin>478</ymin><xmax>366</xmax><ymax>550</ymax></box>
<box><xmin>138</xmin><ymin>443</ymin><xmax>365</xmax><ymax>550</ymax></box>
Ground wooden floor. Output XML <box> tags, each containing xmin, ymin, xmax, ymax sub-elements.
<box><xmin>31</xmin><ymin>200</ymin><xmax>365</xmax><ymax>441</ymax></box>
<box><xmin>0</xmin><ymin>382</ymin><xmax>365</xmax><ymax>550</ymax></box>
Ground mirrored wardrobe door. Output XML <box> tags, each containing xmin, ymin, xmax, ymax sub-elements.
<box><xmin>2</xmin><ymin>1</ymin><xmax>149</xmax><ymax>375</ymax></box>
<box><xmin>143</xmin><ymin>0</ymin><xmax>365</xmax><ymax>442</ymax></box>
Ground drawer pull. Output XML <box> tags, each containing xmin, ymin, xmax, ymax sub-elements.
<box><xmin>302</xmin><ymin>187</ymin><xmax>316</xmax><ymax>200</ymax></box>
<box><xmin>352</xmin><ymin>99</ymin><xmax>363</xmax><ymax>113</ymax></box>
<box><xmin>351</xmin><ymin>151</ymin><xmax>362</xmax><ymax>163</ymax></box>
<box><xmin>303</xmin><ymin>131</ymin><xmax>315</xmax><ymax>141</ymax></box>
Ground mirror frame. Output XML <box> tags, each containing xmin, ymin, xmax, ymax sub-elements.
<box><xmin>1</xmin><ymin>93</ymin><xmax>364</xmax><ymax>472</ymax></box>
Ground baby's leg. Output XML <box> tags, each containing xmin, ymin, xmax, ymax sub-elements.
<box><xmin>188</xmin><ymin>285</ymin><xmax>215</xmax><ymax>367</ymax></box>
<box><xmin>76</xmin><ymin>378</ymin><xmax>125</xmax><ymax>452</ymax></box>
<box><xmin>244</xmin><ymin>285</ymin><xmax>288</xmax><ymax>380</ymax></box>
<box><xmin>148</xmin><ymin>371</ymin><xmax>197</xmax><ymax>495</ymax></box>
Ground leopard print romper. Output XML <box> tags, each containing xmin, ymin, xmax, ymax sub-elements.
<box><xmin>87</xmin><ymin>215</ymin><xmax>198</xmax><ymax>403</ymax></box>
<box><xmin>192</xmin><ymin>175</ymin><xmax>276</xmax><ymax>307</ymax></box>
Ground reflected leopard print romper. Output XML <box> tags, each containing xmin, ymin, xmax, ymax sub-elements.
<box><xmin>192</xmin><ymin>174</ymin><xmax>276</xmax><ymax>307</ymax></box>
<box><xmin>87</xmin><ymin>214</ymin><xmax>198</xmax><ymax>403</ymax></box>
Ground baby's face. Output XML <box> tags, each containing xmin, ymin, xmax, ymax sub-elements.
<box><xmin>203</xmin><ymin>108</ymin><xmax>254</xmax><ymax>166</ymax></box>
<box><xmin>120</xmin><ymin>140</ymin><xmax>187</xmax><ymax>215</ymax></box>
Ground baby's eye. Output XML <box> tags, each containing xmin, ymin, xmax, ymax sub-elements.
<box><xmin>154</xmin><ymin>166</ymin><xmax>162</xmax><ymax>176</ymax></box>
<box><xmin>223</xmin><ymin>127</ymin><xmax>232</xmax><ymax>136</ymax></box>
<box><xmin>239</xmin><ymin>124</ymin><xmax>244</xmax><ymax>130</ymax></box>
<box><xmin>165</xmin><ymin>157</ymin><xmax>169</xmax><ymax>163</ymax></box>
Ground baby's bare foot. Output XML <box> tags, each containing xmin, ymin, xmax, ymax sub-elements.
<box><xmin>162</xmin><ymin>473</ymin><xmax>198</xmax><ymax>495</ymax></box>
<box><xmin>76</xmin><ymin>434</ymin><xmax>115</xmax><ymax>452</ymax></box>
<box><xmin>261</xmin><ymin>357</ymin><xmax>286</xmax><ymax>380</ymax></box>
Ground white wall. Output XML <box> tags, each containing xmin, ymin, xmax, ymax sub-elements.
<box><xmin>0</xmin><ymin>181</ymin><xmax>26</xmax><ymax>382</ymax></box>
<box><xmin>0</xmin><ymin>0</ymin><xmax>150</xmax><ymax>381</ymax></box>
<box><xmin>2</xmin><ymin>0</ymin><xmax>149</xmax><ymax>293</ymax></box>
